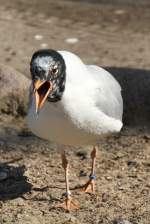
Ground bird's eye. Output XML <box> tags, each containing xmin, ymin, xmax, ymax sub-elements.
<box><xmin>51</xmin><ymin>68</ymin><xmax>58</xmax><ymax>76</ymax></box>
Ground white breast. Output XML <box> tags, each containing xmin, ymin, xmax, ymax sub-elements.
<box><xmin>27</xmin><ymin>98</ymin><xmax>100</xmax><ymax>146</ymax></box>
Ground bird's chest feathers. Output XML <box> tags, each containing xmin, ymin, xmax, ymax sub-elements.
<box><xmin>28</xmin><ymin>94</ymin><xmax>95</xmax><ymax>145</ymax></box>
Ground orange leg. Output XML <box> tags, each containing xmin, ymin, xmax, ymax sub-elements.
<box><xmin>81</xmin><ymin>146</ymin><xmax>97</xmax><ymax>193</ymax></box>
<box><xmin>55</xmin><ymin>151</ymin><xmax>79</xmax><ymax>210</ymax></box>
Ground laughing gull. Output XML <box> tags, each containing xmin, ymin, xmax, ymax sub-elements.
<box><xmin>27</xmin><ymin>49</ymin><xmax>123</xmax><ymax>210</ymax></box>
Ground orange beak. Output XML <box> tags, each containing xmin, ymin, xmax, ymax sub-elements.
<box><xmin>33</xmin><ymin>79</ymin><xmax>52</xmax><ymax>113</ymax></box>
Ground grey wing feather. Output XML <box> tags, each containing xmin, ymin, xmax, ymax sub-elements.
<box><xmin>87</xmin><ymin>65</ymin><xmax>123</xmax><ymax>121</ymax></box>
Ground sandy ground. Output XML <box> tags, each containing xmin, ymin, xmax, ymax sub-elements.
<box><xmin>0</xmin><ymin>0</ymin><xmax>150</xmax><ymax>223</ymax></box>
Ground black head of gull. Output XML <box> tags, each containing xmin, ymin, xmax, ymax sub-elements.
<box><xmin>30</xmin><ymin>49</ymin><xmax>66</xmax><ymax>111</ymax></box>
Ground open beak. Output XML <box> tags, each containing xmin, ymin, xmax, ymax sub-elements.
<box><xmin>33</xmin><ymin>79</ymin><xmax>52</xmax><ymax>113</ymax></box>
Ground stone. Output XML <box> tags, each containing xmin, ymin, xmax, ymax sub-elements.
<box><xmin>107</xmin><ymin>67</ymin><xmax>150</xmax><ymax>127</ymax></box>
<box><xmin>113</xmin><ymin>219</ymin><xmax>133</xmax><ymax>224</ymax></box>
<box><xmin>0</xmin><ymin>64</ymin><xmax>30</xmax><ymax>118</ymax></box>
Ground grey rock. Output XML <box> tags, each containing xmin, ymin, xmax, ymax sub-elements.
<box><xmin>0</xmin><ymin>171</ymin><xmax>7</xmax><ymax>181</ymax></box>
<box><xmin>113</xmin><ymin>219</ymin><xmax>133</xmax><ymax>224</ymax></box>
<box><xmin>107</xmin><ymin>67</ymin><xmax>150</xmax><ymax>127</ymax></box>
<box><xmin>0</xmin><ymin>165</ymin><xmax>26</xmax><ymax>181</ymax></box>
<box><xmin>0</xmin><ymin>64</ymin><xmax>30</xmax><ymax>118</ymax></box>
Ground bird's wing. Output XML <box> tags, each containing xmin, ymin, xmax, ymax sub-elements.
<box><xmin>86</xmin><ymin>65</ymin><xmax>123</xmax><ymax>121</ymax></box>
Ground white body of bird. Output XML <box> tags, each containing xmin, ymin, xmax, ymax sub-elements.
<box><xmin>27</xmin><ymin>51</ymin><xmax>123</xmax><ymax>146</ymax></box>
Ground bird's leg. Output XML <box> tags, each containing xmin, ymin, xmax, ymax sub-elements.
<box><xmin>81</xmin><ymin>146</ymin><xmax>97</xmax><ymax>193</ymax></box>
<box><xmin>56</xmin><ymin>151</ymin><xmax>79</xmax><ymax>210</ymax></box>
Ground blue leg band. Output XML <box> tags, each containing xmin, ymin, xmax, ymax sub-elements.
<box><xmin>89</xmin><ymin>174</ymin><xmax>96</xmax><ymax>180</ymax></box>
<box><xmin>63</xmin><ymin>190</ymin><xmax>71</xmax><ymax>197</ymax></box>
